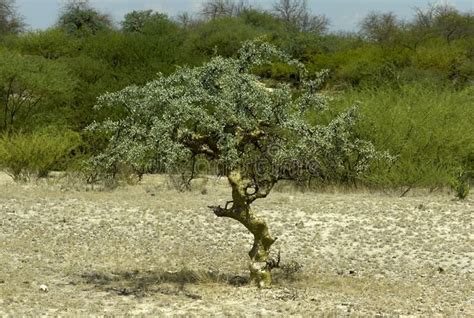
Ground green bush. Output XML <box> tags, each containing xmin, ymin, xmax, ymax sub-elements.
<box><xmin>330</xmin><ymin>83</ymin><xmax>474</xmax><ymax>191</ymax></box>
<box><xmin>184</xmin><ymin>17</ymin><xmax>263</xmax><ymax>59</ymax></box>
<box><xmin>7</xmin><ymin>28</ymin><xmax>80</xmax><ymax>59</ymax></box>
<box><xmin>0</xmin><ymin>50</ymin><xmax>77</xmax><ymax>132</ymax></box>
<box><xmin>0</xmin><ymin>127</ymin><xmax>82</xmax><ymax>181</ymax></box>
<box><xmin>309</xmin><ymin>44</ymin><xmax>411</xmax><ymax>87</ymax></box>
<box><xmin>253</xmin><ymin>61</ymin><xmax>300</xmax><ymax>83</ymax></box>
<box><xmin>411</xmin><ymin>39</ymin><xmax>473</xmax><ymax>86</ymax></box>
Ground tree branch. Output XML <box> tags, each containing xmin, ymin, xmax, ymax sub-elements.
<box><xmin>2</xmin><ymin>76</ymin><xmax>15</xmax><ymax>131</ymax></box>
<box><xmin>181</xmin><ymin>133</ymin><xmax>219</xmax><ymax>158</ymax></box>
<box><xmin>208</xmin><ymin>204</ymin><xmax>234</xmax><ymax>217</ymax></box>
<box><xmin>246</xmin><ymin>179</ymin><xmax>276</xmax><ymax>203</ymax></box>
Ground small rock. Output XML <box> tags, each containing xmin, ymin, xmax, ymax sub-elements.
<box><xmin>39</xmin><ymin>284</ymin><xmax>48</xmax><ymax>292</ymax></box>
<box><xmin>296</xmin><ymin>221</ymin><xmax>304</xmax><ymax>228</ymax></box>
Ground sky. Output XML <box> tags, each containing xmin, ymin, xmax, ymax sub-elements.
<box><xmin>15</xmin><ymin>0</ymin><xmax>474</xmax><ymax>32</ymax></box>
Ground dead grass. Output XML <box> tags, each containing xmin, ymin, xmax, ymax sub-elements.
<box><xmin>0</xmin><ymin>172</ymin><xmax>472</xmax><ymax>316</ymax></box>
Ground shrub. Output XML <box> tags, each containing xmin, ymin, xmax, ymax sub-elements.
<box><xmin>411</xmin><ymin>39</ymin><xmax>473</xmax><ymax>86</ymax></box>
<box><xmin>332</xmin><ymin>83</ymin><xmax>474</xmax><ymax>191</ymax></box>
<box><xmin>309</xmin><ymin>44</ymin><xmax>411</xmax><ymax>87</ymax></box>
<box><xmin>184</xmin><ymin>17</ymin><xmax>263</xmax><ymax>59</ymax></box>
<box><xmin>451</xmin><ymin>171</ymin><xmax>470</xmax><ymax>199</ymax></box>
<box><xmin>0</xmin><ymin>127</ymin><xmax>82</xmax><ymax>181</ymax></box>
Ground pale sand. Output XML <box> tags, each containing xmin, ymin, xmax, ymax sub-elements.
<box><xmin>0</xmin><ymin>173</ymin><xmax>472</xmax><ymax>316</ymax></box>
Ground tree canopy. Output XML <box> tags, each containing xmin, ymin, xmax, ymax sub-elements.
<box><xmin>57</xmin><ymin>0</ymin><xmax>113</xmax><ymax>36</ymax></box>
<box><xmin>0</xmin><ymin>51</ymin><xmax>76</xmax><ymax>132</ymax></box>
<box><xmin>89</xmin><ymin>40</ymin><xmax>381</xmax><ymax>184</ymax></box>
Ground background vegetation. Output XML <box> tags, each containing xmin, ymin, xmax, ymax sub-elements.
<box><xmin>0</xmin><ymin>0</ymin><xmax>472</xmax><ymax>195</ymax></box>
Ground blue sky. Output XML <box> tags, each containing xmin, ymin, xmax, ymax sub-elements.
<box><xmin>15</xmin><ymin>0</ymin><xmax>474</xmax><ymax>32</ymax></box>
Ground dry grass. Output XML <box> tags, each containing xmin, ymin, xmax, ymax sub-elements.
<box><xmin>0</xmin><ymin>172</ymin><xmax>472</xmax><ymax>316</ymax></box>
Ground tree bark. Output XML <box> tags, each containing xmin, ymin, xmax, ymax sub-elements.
<box><xmin>210</xmin><ymin>170</ymin><xmax>277</xmax><ymax>287</ymax></box>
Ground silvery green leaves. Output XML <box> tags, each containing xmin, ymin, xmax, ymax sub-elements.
<box><xmin>88</xmin><ymin>40</ymin><xmax>383</xmax><ymax>186</ymax></box>
<box><xmin>237</xmin><ymin>39</ymin><xmax>290</xmax><ymax>71</ymax></box>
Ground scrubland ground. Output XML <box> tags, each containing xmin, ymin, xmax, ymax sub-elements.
<box><xmin>0</xmin><ymin>173</ymin><xmax>472</xmax><ymax>316</ymax></box>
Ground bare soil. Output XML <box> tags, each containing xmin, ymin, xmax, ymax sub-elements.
<box><xmin>0</xmin><ymin>173</ymin><xmax>472</xmax><ymax>316</ymax></box>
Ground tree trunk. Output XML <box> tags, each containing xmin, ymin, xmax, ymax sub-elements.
<box><xmin>210</xmin><ymin>170</ymin><xmax>277</xmax><ymax>287</ymax></box>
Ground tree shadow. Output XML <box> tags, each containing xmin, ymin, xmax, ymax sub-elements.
<box><xmin>79</xmin><ymin>268</ymin><xmax>249</xmax><ymax>298</ymax></box>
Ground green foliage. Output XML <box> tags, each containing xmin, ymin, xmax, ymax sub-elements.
<box><xmin>184</xmin><ymin>17</ymin><xmax>264</xmax><ymax>58</ymax></box>
<box><xmin>411</xmin><ymin>39</ymin><xmax>474</xmax><ymax>85</ymax></box>
<box><xmin>64</xmin><ymin>29</ymin><xmax>187</xmax><ymax>129</ymax></box>
<box><xmin>310</xmin><ymin>44</ymin><xmax>412</xmax><ymax>87</ymax></box>
<box><xmin>9</xmin><ymin>28</ymin><xmax>79</xmax><ymax>59</ymax></box>
<box><xmin>417</xmin><ymin>4</ymin><xmax>474</xmax><ymax>44</ymax></box>
<box><xmin>121</xmin><ymin>10</ymin><xmax>158</xmax><ymax>33</ymax></box>
<box><xmin>88</xmin><ymin>41</ymin><xmax>384</xmax><ymax>188</ymax></box>
<box><xmin>0</xmin><ymin>50</ymin><xmax>76</xmax><ymax>132</ymax></box>
<box><xmin>0</xmin><ymin>127</ymin><xmax>82</xmax><ymax>181</ymax></box>
<box><xmin>239</xmin><ymin>9</ymin><xmax>287</xmax><ymax>32</ymax></box>
<box><xmin>0</xmin><ymin>2</ymin><xmax>471</xmax><ymax>192</ymax></box>
<box><xmin>81</xmin><ymin>29</ymin><xmax>182</xmax><ymax>77</ymax></box>
<box><xmin>333</xmin><ymin>83</ymin><xmax>474</xmax><ymax>189</ymax></box>
<box><xmin>122</xmin><ymin>10</ymin><xmax>179</xmax><ymax>36</ymax></box>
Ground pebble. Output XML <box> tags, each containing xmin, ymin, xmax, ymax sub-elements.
<box><xmin>39</xmin><ymin>284</ymin><xmax>49</xmax><ymax>292</ymax></box>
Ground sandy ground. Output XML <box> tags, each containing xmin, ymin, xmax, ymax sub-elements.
<box><xmin>0</xmin><ymin>172</ymin><xmax>472</xmax><ymax>316</ymax></box>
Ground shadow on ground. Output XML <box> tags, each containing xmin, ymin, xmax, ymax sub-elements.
<box><xmin>80</xmin><ymin>269</ymin><xmax>250</xmax><ymax>298</ymax></box>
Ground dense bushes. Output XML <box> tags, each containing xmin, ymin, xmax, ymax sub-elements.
<box><xmin>0</xmin><ymin>50</ymin><xmax>77</xmax><ymax>132</ymax></box>
<box><xmin>331</xmin><ymin>83</ymin><xmax>474</xmax><ymax>192</ymax></box>
<box><xmin>0</xmin><ymin>1</ymin><xmax>471</xmax><ymax>195</ymax></box>
<box><xmin>0</xmin><ymin>127</ymin><xmax>82</xmax><ymax>181</ymax></box>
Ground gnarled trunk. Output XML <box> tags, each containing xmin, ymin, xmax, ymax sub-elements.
<box><xmin>210</xmin><ymin>170</ymin><xmax>277</xmax><ymax>287</ymax></box>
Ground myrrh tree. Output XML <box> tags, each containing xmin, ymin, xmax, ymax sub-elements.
<box><xmin>88</xmin><ymin>40</ymin><xmax>382</xmax><ymax>287</ymax></box>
